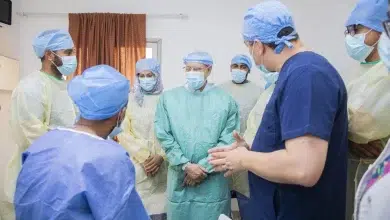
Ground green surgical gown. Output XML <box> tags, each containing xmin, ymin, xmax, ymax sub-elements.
<box><xmin>155</xmin><ymin>85</ymin><xmax>240</xmax><ymax>220</ymax></box>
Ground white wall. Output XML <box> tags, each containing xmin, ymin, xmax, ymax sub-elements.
<box><xmin>18</xmin><ymin>0</ymin><xmax>362</xmax><ymax>89</ymax></box>
<box><xmin>0</xmin><ymin>0</ymin><xmax>20</xmax><ymax>204</ymax></box>
<box><xmin>0</xmin><ymin>0</ymin><xmax>363</xmax><ymax>203</ymax></box>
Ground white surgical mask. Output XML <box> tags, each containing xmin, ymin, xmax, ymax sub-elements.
<box><xmin>231</xmin><ymin>70</ymin><xmax>247</xmax><ymax>83</ymax></box>
<box><xmin>345</xmin><ymin>31</ymin><xmax>377</xmax><ymax>62</ymax></box>
<box><xmin>139</xmin><ymin>77</ymin><xmax>157</xmax><ymax>92</ymax></box>
<box><xmin>186</xmin><ymin>71</ymin><xmax>205</xmax><ymax>90</ymax></box>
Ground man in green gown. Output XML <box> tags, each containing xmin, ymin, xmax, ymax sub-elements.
<box><xmin>155</xmin><ymin>51</ymin><xmax>240</xmax><ymax>220</ymax></box>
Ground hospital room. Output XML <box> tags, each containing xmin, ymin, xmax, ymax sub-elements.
<box><xmin>0</xmin><ymin>0</ymin><xmax>389</xmax><ymax>219</ymax></box>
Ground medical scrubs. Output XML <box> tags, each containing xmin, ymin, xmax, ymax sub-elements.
<box><xmin>14</xmin><ymin>128</ymin><xmax>149</xmax><ymax>220</ymax></box>
<box><xmin>154</xmin><ymin>84</ymin><xmax>240</xmax><ymax>220</ymax></box>
<box><xmin>249</xmin><ymin>51</ymin><xmax>348</xmax><ymax>220</ymax></box>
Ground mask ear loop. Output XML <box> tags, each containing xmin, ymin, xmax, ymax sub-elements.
<box><xmin>367</xmin><ymin>30</ymin><xmax>380</xmax><ymax>47</ymax></box>
<box><xmin>49</xmin><ymin>51</ymin><xmax>64</xmax><ymax>68</ymax></box>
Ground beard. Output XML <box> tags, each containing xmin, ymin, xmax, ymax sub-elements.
<box><xmin>50</xmin><ymin>55</ymin><xmax>63</xmax><ymax>77</ymax></box>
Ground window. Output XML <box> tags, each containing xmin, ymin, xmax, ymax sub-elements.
<box><xmin>146</xmin><ymin>38</ymin><xmax>162</xmax><ymax>64</ymax></box>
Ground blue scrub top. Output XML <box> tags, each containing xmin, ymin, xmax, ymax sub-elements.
<box><xmin>14</xmin><ymin>129</ymin><xmax>149</xmax><ymax>220</ymax></box>
<box><xmin>249</xmin><ymin>51</ymin><xmax>348</xmax><ymax>220</ymax></box>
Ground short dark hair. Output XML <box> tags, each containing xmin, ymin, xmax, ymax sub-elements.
<box><xmin>264</xmin><ymin>27</ymin><xmax>299</xmax><ymax>50</ymax></box>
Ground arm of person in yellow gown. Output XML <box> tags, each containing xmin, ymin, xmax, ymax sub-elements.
<box><xmin>154</xmin><ymin>95</ymin><xmax>190</xmax><ymax>167</ymax></box>
<box><xmin>117</xmin><ymin>111</ymin><xmax>151</xmax><ymax>164</ymax></box>
<box><xmin>198</xmin><ymin>99</ymin><xmax>240</xmax><ymax>173</ymax></box>
<box><xmin>10</xmin><ymin>87</ymin><xmax>49</xmax><ymax>150</ymax></box>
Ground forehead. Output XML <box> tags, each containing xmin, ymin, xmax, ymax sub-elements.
<box><xmin>138</xmin><ymin>70</ymin><xmax>154</xmax><ymax>75</ymax></box>
<box><xmin>185</xmin><ymin>62</ymin><xmax>207</xmax><ymax>68</ymax></box>
<box><xmin>231</xmin><ymin>63</ymin><xmax>247</xmax><ymax>66</ymax></box>
<box><xmin>55</xmin><ymin>47</ymin><xmax>76</xmax><ymax>54</ymax></box>
<box><xmin>347</xmin><ymin>24</ymin><xmax>370</xmax><ymax>31</ymax></box>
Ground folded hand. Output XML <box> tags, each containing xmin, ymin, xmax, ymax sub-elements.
<box><xmin>143</xmin><ymin>155</ymin><xmax>164</xmax><ymax>176</ymax></box>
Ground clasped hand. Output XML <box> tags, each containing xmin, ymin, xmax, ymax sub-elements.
<box><xmin>208</xmin><ymin>131</ymin><xmax>250</xmax><ymax>177</ymax></box>
<box><xmin>143</xmin><ymin>155</ymin><xmax>164</xmax><ymax>177</ymax></box>
<box><xmin>183</xmin><ymin>164</ymin><xmax>207</xmax><ymax>187</ymax></box>
<box><xmin>349</xmin><ymin>140</ymin><xmax>383</xmax><ymax>159</ymax></box>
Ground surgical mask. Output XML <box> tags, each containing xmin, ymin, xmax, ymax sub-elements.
<box><xmin>139</xmin><ymin>77</ymin><xmax>157</xmax><ymax>92</ymax></box>
<box><xmin>108</xmin><ymin>117</ymin><xmax>123</xmax><ymax>139</ymax></box>
<box><xmin>75</xmin><ymin>114</ymin><xmax>80</xmax><ymax>124</ymax></box>
<box><xmin>345</xmin><ymin>32</ymin><xmax>376</xmax><ymax>62</ymax></box>
<box><xmin>257</xmin><ymin>64</ymin><xmax>270</xmax><ymax>74</ymax></box>
<box><xmin>231</xmin><ymin>70</ymin><xmax>247</xmax><ymax>83</ymax></box>
<box><xmin>263</xmin><ymin>72</ymin><xmax>279</xmax><ymax>89</ymax></box>
<box><xmin>186</xmin><ymin>71</ymin><xmax>205</xmax><ymax>90</ymax></box>
<box><xmin>378</xmin><ymin>34</ymin><xmax>390</xmax><ymax>71</ymax></box>
<box><xmin>52</xmin><ymin>52</ymin><xmax>78</xmax><ymax>76</ymax></box>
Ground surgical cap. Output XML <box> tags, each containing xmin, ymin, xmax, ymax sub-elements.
<box><xmin>231</xmin><ymin>54</ymin><xmax>253</xmax><ymax>69</ymax></box>
<box><xmin>242</xmin><ymin>0</ymin><xmax>297</xmax><ymax>54</ymax></box>
<box><xmin>68</xmin><ymin>65</ymin><xmax>130</xmax><ymax>120</ymax></box>
<box><xmin>183</xmin><ymin>52</ymin><xmax>213</xmax><ymax>66</ymax></box>
<box><xmin>136</xmin><ymin>58</ymin><xmax>161</xmax><ymax>75</ymax></box>
<box><xmin>33</xmin><ymin>29</ymin><xmax>74</xmax><ymax>58</ymax></box>
<box><xmin>345</xmin><ymin>0</ymin><xmax>387</xmax><ymax>32</ymax></box>
<box><xmin>134</xmin><ymin>58</ymin><xmax>164</xmax><ymax>106</ymax></box>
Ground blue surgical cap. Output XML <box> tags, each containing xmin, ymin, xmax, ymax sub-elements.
<box><xmin>231</xmin><ymin>54</ymin><xmax>253</xmax><ymax>69</ymax></box>
<box><xmin>68</xmin><ymin>65</ymin><xmax>130</xmax><ymax>121</ymax></box>
<box><xmin>33</xmin><ymin>29</ymin><xmax>74</xmax><ymax>58</ymax></box>
<box><xmin>243</xmin><ymin>0</ymin><xmax>297</xmax><ymax>54</ymax></box>
<box><xmin>136</xmin><ymin>58</ymin><xmax>161</xmax><ymax>75</ymax></box>
<box><xmin>345</xmin><ymin>0</ymin><xmax>387</xmax><ymax>32</ymax></box>
<box><xmin>183</xmin><ymin>52</ymin><xmax>213</xmax><ymax>66</ymax></box>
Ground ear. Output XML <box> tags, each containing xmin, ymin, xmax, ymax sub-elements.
<box><xmin>253</xmin><ymin>41</ymin><xmax>266</xmax><ymax>56</ymax></box>
<box><xmin>44</xmin><ymin>51</ymin><xmax>55</xmax><ymax>62</ymax></box>
<box><xmin>206</xmin><ymin>66</ymin><xmax>212</xmax><ymax>77</ymax></box>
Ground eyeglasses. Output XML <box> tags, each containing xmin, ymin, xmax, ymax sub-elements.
<box><xmin>183</xmin><ymin>66</ymin><xmax>208</xmax><ymax>72</ymax></box>
<box><xmin>344</xmin><ymin>25</ymin><xmax>364</xmax><ymax>36</ymax></box>
<box><xmin>244</xmin><ymin>41</ymin><xmax>254</xmax><ymax>47</ymax></box>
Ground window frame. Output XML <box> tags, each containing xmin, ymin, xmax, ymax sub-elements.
<box><xmin>146</xmin><ymin>38</ymin><xmax>162</xmax><ymax>65</ymax></box>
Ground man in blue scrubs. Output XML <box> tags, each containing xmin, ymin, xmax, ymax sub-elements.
<box><xmin>14</xmin><ymin>65</ymin><xmax>149</xmax><ymax>220</ymax></box>
<box><xmin>209</xmin><ymin>1</ymin><xmax>348</xmax><ymax>220</ymax></box>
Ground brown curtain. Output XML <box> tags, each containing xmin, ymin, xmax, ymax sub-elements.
<box><xmin>68</xmin><ymin>13</ymin><xmax>146</xmax><ymax>84</ymax></box>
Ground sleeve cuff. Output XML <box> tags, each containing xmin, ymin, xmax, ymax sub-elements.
<box><xmin>182</xmin><ymin>162</ymin><xmax>190</xmax><ymax>171</ymax></box>
<box><xmin>282</xmin><ymin>124</ymin><xmax>331</xmax><ymax>142</ymax></box>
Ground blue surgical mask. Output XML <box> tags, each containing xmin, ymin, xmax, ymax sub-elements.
<box><xmin>186</xmin><ymin>71</ymin><xmax>205</xmax><ymax>90</ymax></box>
<box><xmin>139</xmin><ymin>77</ymin><xmax>157</xmax><ymax>92</ymax></box>
<box><xmin>231</xmin><ymin>70</ymin><xmax>247</xmax><ymax>83</ymax></box>
<box><xmin>263</xmin><ymin>72</ymin><xmax>279</xmax><ymax>89</ymax></box>
<box><xmin>108</xmin><ymin>126</ymin><xmax>123</xmax><ymax>139</ymax></box>
<box><xmin>345</xmin><ymin>32</ymin><xmax>376</xmax><ymax>62</ymax></box>
<box><xmin>257</xmin><ymin>64</ymin><xmax>270</xmax><ymax>74</ymax></box>
<box><xmin>378</xmin><ymin>34</ymin><xmax>390</xmax><ymax>71</ymax></box>
<box><xmin>108</xmin><ymin>118</ymin><xmax>123</xmax><ymax>139</ymax></box>
<box><xmin>52</xmin><ymin>53</ymin><xmax>78</xmax><ymax>76</ymax></box>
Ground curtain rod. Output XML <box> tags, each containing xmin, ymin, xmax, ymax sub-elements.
<box><xmin>16</xmin><ymin>12</ymin><xmax>189</xmax><ymax>20</ymax></box>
